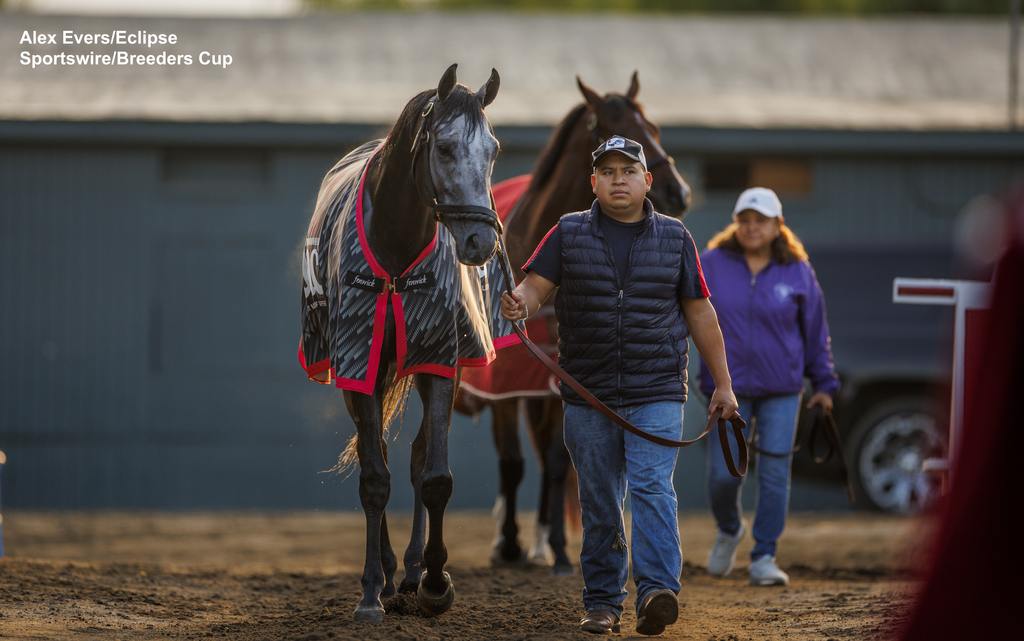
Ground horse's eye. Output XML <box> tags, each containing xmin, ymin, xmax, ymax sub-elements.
<box><xmin>436</xmin><ymin>144</ymin><xmax>455</xmax><ymax>158</ymax></box>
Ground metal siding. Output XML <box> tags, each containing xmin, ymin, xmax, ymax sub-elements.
<box><xmin>1</xmin><ymin>130</ymin><xmax>1021</xmax><ymax>509</ymax></box>
<box><xmin>0</xmin><ymin>148</ymin><xmax>149</xmax><ymax>438</ymax></box>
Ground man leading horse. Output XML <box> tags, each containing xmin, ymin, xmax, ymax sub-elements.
<box><xmin>501</xmin><ymin>135</ymin><xmax>740</xmax><ymax>636</ymax></box>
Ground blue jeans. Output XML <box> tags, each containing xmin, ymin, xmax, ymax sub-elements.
<box><xmin>706</xmin><ymin>394</ymin><xmax>801</xmax><ymax>560</ymax></box>
<box><xmin>563</xmin><ymin>401</ymin><xmax>683</xmax><ymax>616</ymax></box>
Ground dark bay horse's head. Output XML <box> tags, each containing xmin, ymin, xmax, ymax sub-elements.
<box><xmin>408</xmin><ymin>64</ymin><xmax>502</xmax><ymax>266</ymax></box>
<box><xmin>577</xmin><ymin>72</ymin><xmax>691</xmax><ymax>218</ymax></box>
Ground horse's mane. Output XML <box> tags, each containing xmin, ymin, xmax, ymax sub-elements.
<box><xmin>528</xmin><ymin>103</ymin><xmax>587</xmax><ymax>193</ymax></box>
<box><xmin>384</xmin><ymin>86</ymin><xmax>491</xmax><ymax>156</ymax></box>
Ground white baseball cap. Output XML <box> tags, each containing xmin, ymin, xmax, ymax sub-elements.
<box><xmin>733</xmin><ymin>187</ymin><xmax>783</xmax><ymax>219</ymax></box>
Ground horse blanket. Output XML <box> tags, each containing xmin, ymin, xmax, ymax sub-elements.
<box><xmin>457</xmin><ymin>175</ymin><xmax>561</xmax><ymax>401</ymax></box>
<box><xmin>299</xmin><ymin>140</ymin><xmax>519</xmax><ymax>394</ymax></box>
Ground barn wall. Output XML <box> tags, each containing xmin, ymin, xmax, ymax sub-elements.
<box><xmin>1</xmin><ymin>124</ymin><xmax>1021</xmax><ymax>509</ymax></box>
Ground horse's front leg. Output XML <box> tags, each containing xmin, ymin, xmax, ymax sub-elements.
<box><xmin>398</xmin><ymin>416</ymin><xmax>427</xmax><ymax>593</ymax></box>
<box><xmin>490</xmin><ymin>397</ymin><xmax>525</xmax><ymax>564</ymax></box>
<box><xmin>379</xmin><ymin>438</ymin><xmax>398</xmax><ymax>598</ymax></box>
<box><xmin>526</xmin><ymin>397</ymin><xmax>553</xmax><ymax>564</ymax></box>
<box><xmin>414</xmin><ymin>373</ymin><xmax>456</xmax><ymax>616</ymax></box>
<box><xmin>344</xmin><ymin>389</ymin><xmax>391</xmax><ymax>623</ymax></box>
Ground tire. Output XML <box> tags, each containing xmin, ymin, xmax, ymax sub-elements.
<box><xmin>846</xmin><ymin>396</ymin><xmax>946</xmax><ymax>514</ymax></box>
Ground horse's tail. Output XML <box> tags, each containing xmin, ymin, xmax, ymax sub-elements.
<box><xmin>332</xmin><ymin>375</ymin><xmax>415</xmax><ymax>474</ymax></box>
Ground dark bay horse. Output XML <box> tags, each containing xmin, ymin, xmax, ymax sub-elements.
<box><xmin>300</xmin><ymin>64</ymin><xmax>501</xmax><ymax>622</ymax></box>
<box><xmin>455</xmin><ymin>72</ymin><xmax>691</xmax><ymax>575</ymax></box>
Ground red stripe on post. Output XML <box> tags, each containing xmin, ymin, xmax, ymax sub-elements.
<box><xmin>898</xmin><ymin>286</ymin><xmax>956</xmax><ymax>299</ymax></box>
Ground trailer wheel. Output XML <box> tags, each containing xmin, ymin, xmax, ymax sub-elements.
<box><xmin>847</xmin><ymin>397</ymin><xmax>945</xmax><ymax>514</ymax></box>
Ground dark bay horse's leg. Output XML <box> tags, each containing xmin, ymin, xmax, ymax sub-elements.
<box><xmin>528</xmin><ymin>397</ymin><xmax>574</xmax><ymax>574</ymax></box>
<box><xmin>399</xmin><ymin>417</ymin><xmax>428</xmax><ymax>593</ymax></box>
<box><xmin>490</xmin><ymin>398</ymin><xmax>525</xmax><ymax>563</ymax></box>
<box><xmin>542</xmin><ymin>400</ymin><xmax>574</xmax><ymax>574</ymax></box>
<box><xmin>526</xmin><ymin>398</ymin><xmax>553</xmax><ymax>564</ymax></box>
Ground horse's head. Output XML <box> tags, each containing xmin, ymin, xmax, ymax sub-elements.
<box><xmin>577</xmin><ymin>72</ymin><xmax>691</xmax><ymax>218</ymax></box>
<box><xmin>410</xmin><ymin>64</ymin><xmax>502</xmax><ymax>266</ymax></box>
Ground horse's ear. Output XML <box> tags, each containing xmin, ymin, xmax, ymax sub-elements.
<box><xmin>476</xmin><ymin>68</ymin><xmax>500</xmax><ymax>109</ymax></box>
<box><xmin>576</xmin><ymin>76</ymin><xmax>603</xmax><ymax>111</ymax></box>
<box><xmin>626</xmin><ymin>70</ymin><xmax>639</xmax><ymax>100</ymax></box>
<box><xmin>438</xmin><ymin>63</ymin><xmax>458</xmax><ymax>102</ymax></box>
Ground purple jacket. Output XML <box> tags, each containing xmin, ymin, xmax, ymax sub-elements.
<box><xmin>698</xmin><ymin>247</ymin><xmax>839</xmax><ymax>398</ymax></box>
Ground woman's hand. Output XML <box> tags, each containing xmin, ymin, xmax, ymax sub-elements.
<box><xmin>806</xmin><ymin>392</ymin><xmax>834</xmax><ymax>413</ymax></box>
<box><xmin>500</xmin><ymin>290</ymin><xmax>528</xmax><ymax>321</ymax></box>
<box><xmin>709</xmin><ymin>387</ymin><xmax>740</xmax><ymax>420</ymax></box>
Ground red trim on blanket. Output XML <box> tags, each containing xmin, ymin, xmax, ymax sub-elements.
<box><xmin>334</xmin><ymin>144</ymin><xmax>390</xmax><ymax>395</ymax></box>
<box><xmin>392</xmin><ymin>291</ymin><xmax>412</xmax><ymax>377</ymax></box>
<box><xmin>334</xmin><ymin>291</ymin><xmax>389</xmax><ymax>394</ymax></box>
<box><xmin>493</xmin><ymin>174</ymin><xmax>531</xmax><ymax>223</ymax></box>
<box><xmin>401</xmin><ymin>228</ymin><xmax>439</xmax><ymax>276</ymax></box>
<box><xmin>320</xmin><ymin>144</ymin><xmax>510</xmax><ymax>392</ymax></box>
<box><xmin>391</xmin><ymin>289</ymin><xmax>498</xmax><ymax>379</ymax></box>
<box><xmin>492</xmin><ymin>333</ymin><xmax>525</xmax><ymax>349</ymax></box>
<box><xmin>298</xmin><ymin>341</ymin><xmax>333</xmax><ymax>383</ymax></box>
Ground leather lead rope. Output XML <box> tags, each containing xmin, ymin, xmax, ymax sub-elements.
<box><xmin>748</xmin><ymin>406</ymin><xmax>854</xmax><ymax>503</ymax></box>
<box><xmin>408</xmin><ymin>95</ymin><xmax>747</xmax><ymax>477</ymax></box>
<box><xmin>492</xmin><ymin>237</ymin><xmax>749</xmax><ymax>478</ymax></box>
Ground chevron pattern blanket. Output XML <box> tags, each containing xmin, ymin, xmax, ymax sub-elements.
<box><xmin>299</xmin><ymin>141</ymin><xmax>519</xmax><ymax>394</ymax></box>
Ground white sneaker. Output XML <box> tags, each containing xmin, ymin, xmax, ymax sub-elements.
<box><xmin>706</xmin><ymin>522</ymin><xmax>745</xmax><ymax>577</ymax></box>
<box><xmin>749</xmin><ymin>555</ymin><xmax>790</xmax><ymax>587</ymax></box>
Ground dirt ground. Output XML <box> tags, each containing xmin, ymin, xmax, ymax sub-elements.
<box><xmin>0</xmin><ymin>511</ymin><xmax>928</xmax><ymax>640</ymax></box>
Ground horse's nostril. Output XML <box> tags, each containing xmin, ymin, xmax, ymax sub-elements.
<box><xmin>466</xmin><ymin>233</ymin><xmax>480</xmax><ymax>252</ymax></box>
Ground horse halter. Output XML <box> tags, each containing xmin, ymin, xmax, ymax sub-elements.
<box><xmin>585</xmin><ymin>110</ymin><xmax>674</xmax><ymax>171</ymax></box>
<box><xmin>410</xmin><ymin>97</ymin><xmax>504</xmax><ymax>236</ymax></box>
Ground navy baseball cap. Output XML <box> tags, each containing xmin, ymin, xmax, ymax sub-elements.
<box><xmin>592</xmin><ymin>135</ymin><xmax>648</xmax><ymax>171</ymax></box>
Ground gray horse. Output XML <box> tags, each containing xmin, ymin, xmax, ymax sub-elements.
<box><xmin>299</xmin><ymin>64</ymin><xmax>502</xmax><ymax>622</ymax></box>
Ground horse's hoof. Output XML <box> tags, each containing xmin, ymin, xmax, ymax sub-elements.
<box><xmin>398</xmin><ymin>578</ymin><xmax>419</xmax><ymax>594</ymax></box>
<box><xmin>417</xmin><ymin>571</ymin><xmax>455</xmax><ymax>616</ymax></box>
<box><xmin>552</xmin><ymin>562</ymin><xmax>574</xmax><ymax>577</ymax></box>
<box><xmin>527</xmin><ymin>548</ymin><xmax>552</xmax><ymax>565</ymax></box>
<box><xmin>490</xmin><ymin>542</ymin><xmax>526</xmax><ymax>566</ymax></box>
<box><xmin>353</xmin><ymin>605</ymin><xmax>385</xmax><ymax>624</ymax></box>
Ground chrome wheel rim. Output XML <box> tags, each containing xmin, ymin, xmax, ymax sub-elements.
<box><xmin>858</xmin><ymin>411</ymin><xmax>943</xmax><ymax>514</ymax></box>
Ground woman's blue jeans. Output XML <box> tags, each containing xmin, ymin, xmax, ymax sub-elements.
<box><xmin>563</xmin><ymin>400</ymin><xmax>684</xmax><ymax>616</ymax></box>
<box><xmin>706</xmin><ymin>393</ymin><xmax>802</xmax><ymax>560</ymax></box>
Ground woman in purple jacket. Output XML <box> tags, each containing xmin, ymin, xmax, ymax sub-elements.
<box><xmin>699</xmin><ymin>187</ymin><xmax>839</xmax><ymax>587</ymax></box>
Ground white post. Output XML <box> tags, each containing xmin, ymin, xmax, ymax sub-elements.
<box><xmin>892</xmin><ymin>278</ymin><xmax>992</xmax><ymax>483</ymax></box>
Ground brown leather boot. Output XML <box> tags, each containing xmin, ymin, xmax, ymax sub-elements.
<box><xmin>579</xmin><ymin>609</ymin><xmax>621</xmax><ymax>634</ymax></box>
<box><xmin>635</xmin><ymin>589</ymin><xmax>678</xmax><ymax>635</ymax></box>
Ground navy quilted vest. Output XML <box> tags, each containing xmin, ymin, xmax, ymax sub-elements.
<box><xmin>554</xmin><ymin>200</ymin><xmax>691</xmax><ymax>408</ymax></box>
